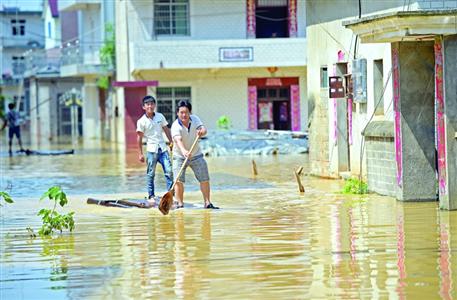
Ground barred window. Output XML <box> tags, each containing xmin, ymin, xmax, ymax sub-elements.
<box><xmin>156</xmin><ymin>87</ymin><xmax>191</xmax><ymax>124</ymax></box>
<box><xmin>154</xmin><ymin>0</ymin><xmax>189</xmax><ymax>36</ymax></box>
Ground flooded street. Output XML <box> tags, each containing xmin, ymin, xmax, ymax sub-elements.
<box><xmin>1</xmin><ymin>144</ymin><xmax>456</xmax><ymax>299</ymax></box>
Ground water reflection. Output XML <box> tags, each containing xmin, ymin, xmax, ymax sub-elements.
<box><xmin>0</xmin><ymin>145</ymin><xmax>456</xmax><ymax>299</ymax></box>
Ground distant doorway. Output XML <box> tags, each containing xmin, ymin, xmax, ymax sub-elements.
<box><xmin>255</xmin><ymin>2</ymin><xmax>288</xmax><ymax>38</ymax></box>
<box><xmin>257</xmin><ymin>87</ymin><xmax>291</xmax><ymax>130</ymax></box>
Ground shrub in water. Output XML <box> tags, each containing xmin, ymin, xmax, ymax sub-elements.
<box><xmin>342</xmin><ymin>178</ymin><xmax>368</xmax><ymax>195</ymax></box>
<box><xmin>38</xmin><ymin>186</ymin><xmax>75</xmax><ymax>236</ymax></box>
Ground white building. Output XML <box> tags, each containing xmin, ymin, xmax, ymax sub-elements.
<box><xmin>24</xmin><ymin>0</ymin><xmax>84</xmax><ymax>145</ymax></box>
<box><xmin>115</xmin><ymin>0</ymin><xmax>307</xmax><ymax>148</ymax></box>
<box><xmin>59</xmin><ymin>0</ymin><xmax>115</xmax><ymax>142</ymax></box>
<box><xmin>0</xmin><ymin>6</ymin><xmax>44</xmax><ymax>124</ymax></box>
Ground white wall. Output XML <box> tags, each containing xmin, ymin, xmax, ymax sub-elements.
<box><xmin>139</xmin><ymin>66</ymin><xmax>307</xmax><ymax>131</ymax></box>
<box><xmin>44</xmin><ymin>6</ymin><xmax>60</xmax><ymax>49</ymax></box>
<box><xmin>129</xmin><ymin>0</ymin><xmax>307</xmax><ymax>41</ymax></box>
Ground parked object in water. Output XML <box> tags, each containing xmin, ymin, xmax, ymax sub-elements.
<box><xmin>87</xmin><ymin>197</ymin><xmax>156</xmax><ymax>209</ymax></box>
<box><xmin>17</xmin><ymin>149</ymin><xmax>75</xmax><ymax>156</ymax></box>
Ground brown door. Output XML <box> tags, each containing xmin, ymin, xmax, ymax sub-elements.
<box><xmin>124</xmin><ymin>87</ymin><xmax>147</xmax><ymax>149</ymax></box>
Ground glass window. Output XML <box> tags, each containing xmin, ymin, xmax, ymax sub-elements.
<box><xmin>156</xmin><ymin>87</ymin><xmax>191</xmax><ymax>124</ymax></box>
<box><xmin>154</xmin><ymin>0</ymin><xmax>189</xmax><ymax>36</ymax></box>
<box><xmin>11</xmin><ymin>19</ymin><xmax>26</xmax><ymax>36</ymax></box>
<box><xmin>320</xmin><ymin>66</ymin><xmax>328</xmax><ymax>88</ymax></box>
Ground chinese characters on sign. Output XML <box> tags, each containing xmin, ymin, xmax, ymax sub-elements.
<box><xmin>219</xmin><ymin>47</ymin><xmax>254</xmax><ymax>62</ymax></box>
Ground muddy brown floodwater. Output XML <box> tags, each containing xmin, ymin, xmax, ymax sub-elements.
<box><xmin>1</xmin><ymin>144</ymin><xmax>456</xmax><ymax>299</ymax></box>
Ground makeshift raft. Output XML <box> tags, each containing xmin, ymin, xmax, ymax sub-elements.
<box><xmin>87</xmin><ymin>197</ymin><xmax>199</xmax><ymax>210</ymax></box>
<box><xmin>17</xmin><ymin>149</ymin><xmax>75</xmax><ymax>156</ymax></box>
<box><xmin>87</xmin><ymin>198</ymin><xmax>156</xmax><ymax>209</ymax></box>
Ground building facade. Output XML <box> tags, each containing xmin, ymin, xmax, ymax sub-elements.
<box><xmin>115</xmin><ymin>0</ymin><xmax>307</xmax><ymax>148</ymax></box>
<box><xmin>0</xmin><ymin>6</ymin><xmax>44</xmax><ymax>138</ymax></box>
<box><xmin>59</xmin><ymin>0</ymin><xmax>115</xmax><ymax>142</ymax></box>
<box><xmin>306</xmin><ymin>0</ymin><xmax>457</xmax><ymax>210</ymax></box>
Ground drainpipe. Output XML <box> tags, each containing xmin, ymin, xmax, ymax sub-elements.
<box><xmin>353</xmin><ymin>0</ymin><xmax>362</xmax><ymax>59</ymax></box>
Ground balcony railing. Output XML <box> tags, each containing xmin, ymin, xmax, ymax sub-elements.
<box><xmin>61</xmin><ymin>41</ymin><xmax>102</xmax><ymax>66</ymax></box>
<box><xmin>131</xmin><ymin>38</ymin><xmax>307</xmax><ymax>71</ymax></box>
<box><xmin>24</xmin><ymin>49</ymin><xmax>61</xmax><ymax>76</ymax></box>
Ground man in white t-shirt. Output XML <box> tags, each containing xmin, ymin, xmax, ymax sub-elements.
<box><xmin>171</xmin><ymin>100</ymin><xmax>219</xmax><ymax>209</ymax></box>
<box><xmin>136</xmin><ymin>95</ymin><xmax>173</xmax><ymax>201</ymax></box>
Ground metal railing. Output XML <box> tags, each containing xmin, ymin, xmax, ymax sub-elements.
<box><xmin>24</xmin><ymin>49</ymin><xmax>61</xmax><ymax>76</ymax></box>
<box><xmin>61</xmin><ymin>41</ymin><xmax>102</xmax><ymax>66</ymax></box>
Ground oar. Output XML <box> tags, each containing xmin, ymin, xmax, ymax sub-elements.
<box><xmin>158</xmin><ymin>135</ymin><xmax>200</xmax><ymax>215</ymax></box>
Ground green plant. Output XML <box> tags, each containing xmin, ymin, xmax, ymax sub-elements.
<box><xmin>342</xmin><ymin>178</ymin><xmax>368</xmax><ymax>195</ymax></box>
<box><xmin>38</xmin><ymin>187</ymin><xmax>75</xmax><ymax>236</ymax></box>
<box><xmin>217</xmin><ymin>115</ymin><xmax>231</xmax><ymax>130</ymax></box>
<box><xmin>0</xmin><ymin>191</ymin><xmax>13</xmax><ymax>206</ymax></box>
<box><xmin>97</xmin><ymin>23</ymin><xmax>115</xmax><ymax>90</ymax></box>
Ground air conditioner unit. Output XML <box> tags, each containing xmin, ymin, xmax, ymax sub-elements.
<box><xmin>352</xmin><ymin>58</ymin><xmax>367</xmax><ymax>103</ymax></box>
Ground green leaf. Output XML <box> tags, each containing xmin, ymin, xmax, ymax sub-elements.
<box><xmin>0</xmin><ymin>191</ymin><xmax>13</xmax><ymax>204</ymax></box>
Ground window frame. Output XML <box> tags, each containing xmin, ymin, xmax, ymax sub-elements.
<box><xmin>11</xmin><ymin>19</ymin><xmax>26</xmax><ymax>36</ymax></box>
<box><xmin>156</xmin><ymin>87</ymin><xmax>192</xmax><ymax>124</ymax></box>
<box><xmin>153</xmin><ymin>0</ymin><xmax>190</xmax><ymax>37</ymax></box>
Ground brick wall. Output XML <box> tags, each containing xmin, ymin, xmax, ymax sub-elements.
<box><xmin>364</xmin><ymin>121</ymin><xmax>397</xmax><ymax>197</ymax></box>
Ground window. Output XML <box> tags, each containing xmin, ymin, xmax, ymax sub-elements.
<box><xmin>156</xmin><ymin>87</ymin><xmax>191</xmax><ymax>124</ymax></box>
<box><xmin>12</xmin><ymin>56</ymin><xmax>25</xmax><ymax>75</ymax></box>
<box><xmin>154</xmin><ymin>0</ymin><xmax>189</xmax><ymax>36</ymax></box>
<box><xmin>48</xmin><ymin>22</ymin><xmax>52</xmax><ymax>38</ymax></box>
<box><xmin>11</xmin><ymin>19</ymin><xmax>26</xmax><ymax>36</ymax></box>
<box><xmin>373</xmin><ymin>59</ymin><xmax>384</xmax><ymax>115</ymax></box>
<box><xmin>320</xmin><ymin>66</ymin><xmax>328</xmax><ymax>88</ymax></box>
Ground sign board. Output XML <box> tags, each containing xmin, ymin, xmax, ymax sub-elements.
<box><xmin>219</xmin><ymin>47</ymin><xmax>253</xmax><ymax>62</ymax></box>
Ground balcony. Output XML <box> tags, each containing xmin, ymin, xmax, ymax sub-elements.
<box><xmin>0</xmin><ymin>37</ymin><xmax>43</xmax><ymax>49</ymax></box>
<box><xmin>59</xmin><ymin>0</ymin><xmax>100</xmax><ymax>12</ymax></box>
<box><xmin>131</xmin><ymin>38</ymin><xmax>307</xmax><ymax>72</ymax></box>
<box><xmin>24</xmin><ymin>49</ymin><xmax>61</xmax><ymax>78</ymax></box>
<box><xmin>0</xmin><ymin>76</ymin><xmax>21</xmax><ymax>86</ymax></box>
<box><xmin>60</xmin><ymin>41</ymin><xmax>111</xmax><ymax>77</ymax></box>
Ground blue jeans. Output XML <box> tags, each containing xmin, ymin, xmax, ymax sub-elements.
<box><xmin>147</xmin><ymin>149</ymin><xmax>173</xmax><ymax>198</ymax></box>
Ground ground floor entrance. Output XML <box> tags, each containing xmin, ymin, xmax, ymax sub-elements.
<box><xmin>248</xmin><ymin>77</ymin><xmax>301</xmax><ymax>131</ymax></box>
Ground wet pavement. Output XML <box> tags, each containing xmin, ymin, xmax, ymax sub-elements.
<box><xmin>1</xmin><ymin>143</ymin><xmax>456</xmax><ymax>299</ymax></box>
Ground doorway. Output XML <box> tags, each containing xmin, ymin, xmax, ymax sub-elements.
<box><xmin>255</xmin><ymin>2</ymin><xmax>288</xmax><ymax>38</ymax></box>
<box><xmin>257</xmin><ymin>87</ymin><xmax>291</xmax><ymax>130</ymax></box>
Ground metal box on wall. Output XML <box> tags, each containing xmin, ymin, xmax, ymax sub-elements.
<box><xmin>352</xmin><ymin>58</ymin><xmax>367</xmax><ymax>103</ymax></box>
<box><xmin>329</xmin><ymin>76</ymin><xmax>345</xmax><ymax>98</ymax></box>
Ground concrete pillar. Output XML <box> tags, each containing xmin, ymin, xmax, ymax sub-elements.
<box><xmin>82</xmin><ymin>77</ymin><xmax>100</xmax><ymax>140</ymax></box>
<box><xmin>392</xmin><ymin>41</ymin><xmax>436</xmax><ymax>201</ymax></box>
<box><xmin>441</xmin><ymin>35</ymin><xmax>457</xmax><ymax>210</ymax></box>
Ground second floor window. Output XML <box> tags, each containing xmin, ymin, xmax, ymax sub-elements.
<box><xmin>11</xmin><ymin>19</ymin><xmax>26</xmax><ymax>36</ymax></box>
<box><xmin>154</xmin><ymin>0</ymin><xmax>189</xmax><ymax>36</ymax></box>
<box><xmin>12</xmin><ymin>56</ymin><xmax>25</xmax><ymax>75</ymax></box>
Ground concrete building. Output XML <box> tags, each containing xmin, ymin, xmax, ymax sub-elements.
<box><xmin>115</xmin><ymin>0</ymin><xmax>307</xmax><ymax>148</ymax></box>
<box><xmin>306</xmin><ymin>0</ymin><xmax>457</xmax><ymax>210</ymax></box>
<box><xmin>0</xmin><ymin>5</ymin><xmax>44</xmax><ymax>134</ymax></box>
<box><xmin>24</xmin><ymin>0</ymin><xmax>83</xmax><ymax>145</ymax></box>
<box><xmin>59</xmin><ymin>0</ymin><xmax>115</xmax><ymax>142</ymax></box>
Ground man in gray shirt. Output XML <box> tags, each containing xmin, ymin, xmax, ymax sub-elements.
<box><xmin>171</xmin><ymin>100</ymin><xmax>218</xmax><ymax>209</ymax></box>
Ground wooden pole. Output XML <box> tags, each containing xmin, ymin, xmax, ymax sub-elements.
<box><xmin>294</xmin><ymin>168</ymin><xmax>305</xmax><ymax>193</ymax></box>
<box><xmin>251</xmin><ymin>159</ymin><xmax>258</xmax><ymax>176</ymax></box>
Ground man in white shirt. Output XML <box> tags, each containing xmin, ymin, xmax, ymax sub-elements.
<box><xmin>136</xmin><ymin>95</ymin><xmax>173</xmax><ymax>202</ymax></box>
<box><xmin>171</xmin><ymin>100</ymin><xmax>218</xmax><ymax>209</ymax></box>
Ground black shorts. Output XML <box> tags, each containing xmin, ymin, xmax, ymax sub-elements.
<box><xmin>8</xmin><ymin>126</ymin><xmax>21</xmax><ymax>139</ymax></box>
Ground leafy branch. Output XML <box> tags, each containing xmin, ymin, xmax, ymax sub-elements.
<box><xmin>38</xmin><ymin>187</ymin><xmax>75</xmax><ymax>236</ymax></box>
<box><xmin>0</xmin><ymin>191</ymin><xmax>13</xmax><ymax>206</ymax></box>
<box><xmin>97</xmin><ymin>23</ymin><xmax>115</xmax><ymax>90</ymax></box>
